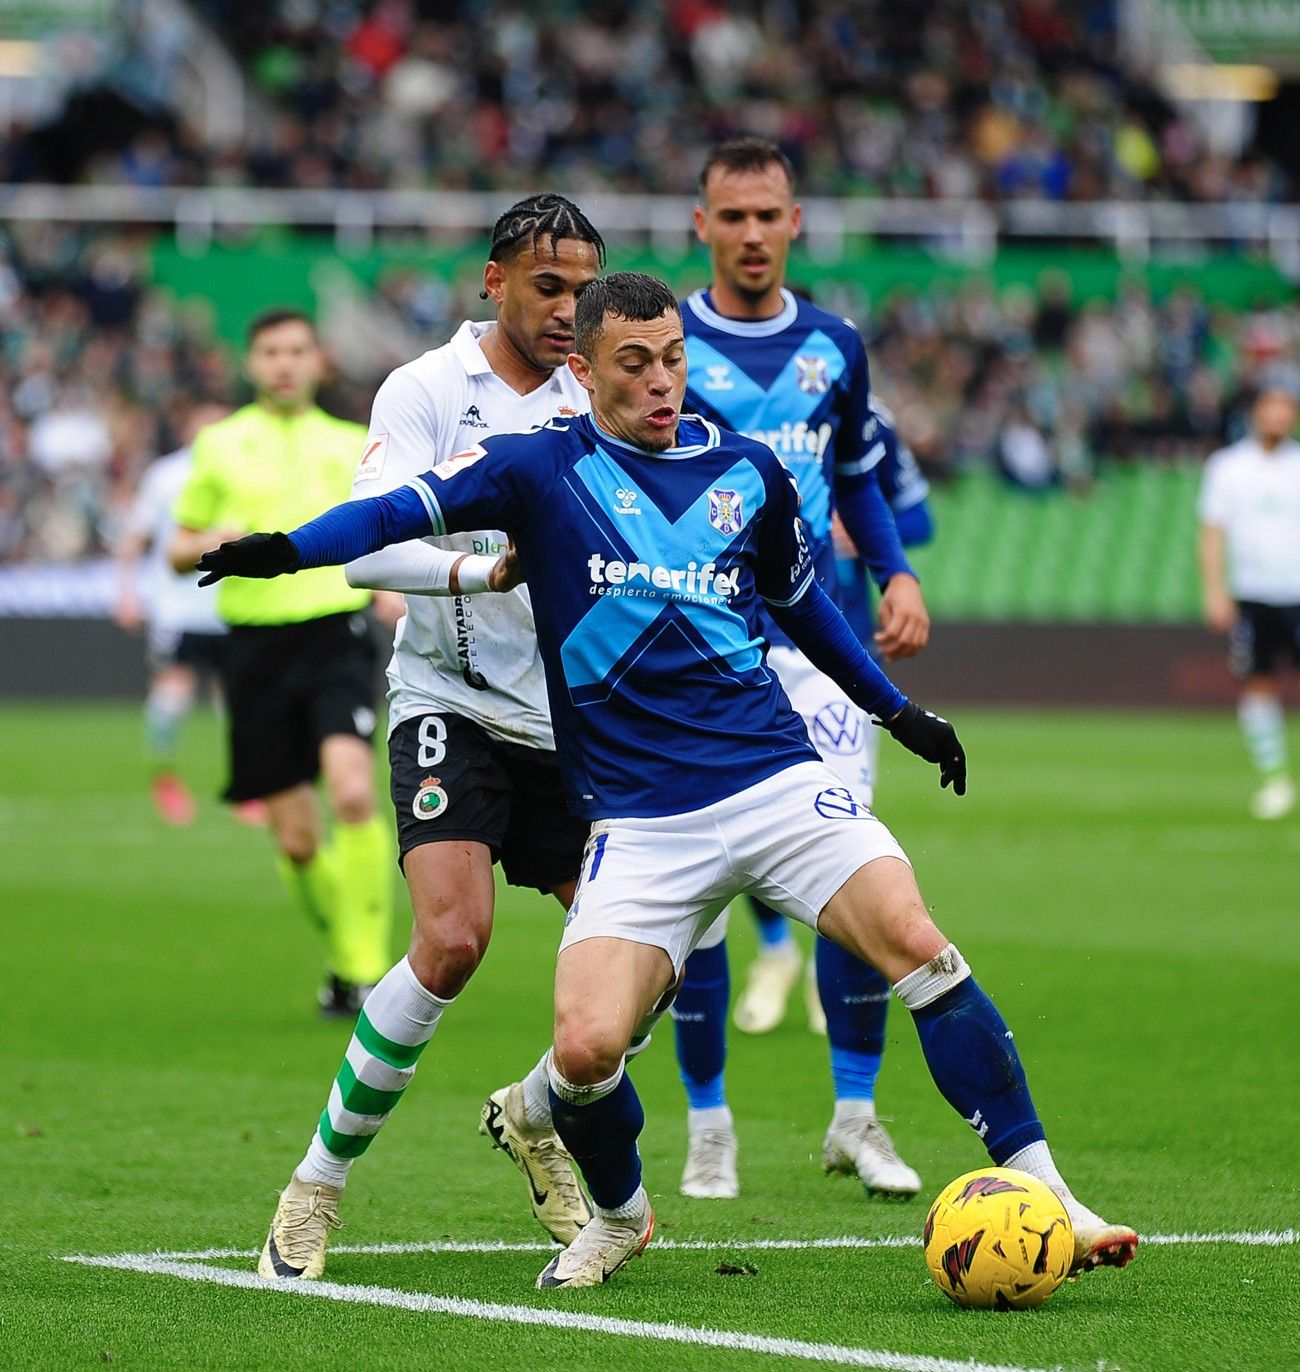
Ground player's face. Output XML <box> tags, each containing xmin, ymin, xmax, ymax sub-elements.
<box><xmin>246</xmin><ymin>321</ymin><xmax>323</xmax><ymax>413</ymax></box>
<box><xmin>1253</xmin><ymin>390</ymin><xmax>1297</xmax><ymax>445</ymax></box>
<box><xmin>570</xmin><ymin>308</ymin><xmax>687</xmax><ymax>452</ymax></box>
<box><xmin>486</xmin><ymin>238</ymin><xmax>602</xmax><ymax>375</ymax></box>
<box><xmin>694</xmin><ymin>163</ymin><xmax>802</xmax><ymax>309</ymax></box>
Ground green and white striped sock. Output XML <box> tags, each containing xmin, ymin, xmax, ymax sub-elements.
<box><xmin>296</xmin><ymin>956</ymin><xmax>450</xmax><ymax>1188</ymax></box>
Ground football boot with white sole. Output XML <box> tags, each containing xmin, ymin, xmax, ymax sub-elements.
<box><xmin>732</xmin><ymin>942</ymin><xmax>802</xmax><ymax>1035</ymax></box>
<box><xmin>536</xmin><ymin>1196</ymin><xmax>654</xmax><ymax>1288</ymax></box>
<box><xmin>680</xmin><ymin>1126</ymin><xmax>740</xmax><ymax>1199</ymax></box>
<box><xmin>257</xmin><ymin>1174</ymin><xmax>342</xmax><ymax>1280</ymax></box>
<box><xmin>823</xmin><ymin>1115</ymin><xmax>921</xmax><ymax>1197</ymax></box>
<box><xmin>479</xmin><ymin>1081</ymin><xmax>592</xmax><ymax>1245</ymax></box>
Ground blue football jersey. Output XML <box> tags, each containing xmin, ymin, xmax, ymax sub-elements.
<box><xmin>681</xmin><ymin>288</ymin><xmax>879</xmax><ymax>573</ymax></box>
<box><xmin>406</xmin><ymin>414</ymin><xmax>821</xmax><ymax>819</ymax></box>
<box><xmin>870</xmin><ymin>401</ymin><xmax>930</xmax><ymax>514</ymax></box>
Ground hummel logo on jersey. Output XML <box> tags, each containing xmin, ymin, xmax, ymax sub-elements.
<box><xmin>708</xmin><ymin>488</ymin><xmax>743</xmax><ymax>535</ymax></box>
<box><xmin>461</xmin><ymin>405</ymin><xmax>490</xmax><ymax>429</ymax></box>
<box><xmin>703</xmin><ymin>363</ymin><xmax>734</xmax><ymax>391</ymax></box>
<box><xmin>795</xmin><ymin>354</ymin><xmax>831</xmax><ymax>395</ymax></box>
<box><xmin>613</xmin><ymin>487</ymin><xmax>642</xmax><ymax>516</ymax></box>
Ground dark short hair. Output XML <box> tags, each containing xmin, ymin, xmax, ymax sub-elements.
<box><xmin>574</xmin><ymin>272</ymin><xmax>680</xmax><ymax>358</ymax></box>
<box><xmin>488</xmin><ymin>193</ymin><xmax>607</xmax><ymax>269</ymax></box>
<box><xmin>698</xmin><ymin>136</ymin><xmax>795</xmax><ymax>198</ymax></box>
<box><xmin>246</xmin><ymin>308</ymin><xmax>316</xmax><ymax>346</ymax></box>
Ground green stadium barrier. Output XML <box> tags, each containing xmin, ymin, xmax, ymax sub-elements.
<box><xmin>911</xmin><ymin>466</ymin><xmax>1202</xmax><ymax>623</ymax></box>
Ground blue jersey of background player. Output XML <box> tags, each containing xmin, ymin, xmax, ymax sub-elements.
<box><xmin>836</xmin><ymin>402</ymin><xmax>934</xmax><ymax>645</ymax></box>
<box><xmin>672</xmin><ymin>137</ymin><xmax>933</xmax><ymax>1205</ymax></box>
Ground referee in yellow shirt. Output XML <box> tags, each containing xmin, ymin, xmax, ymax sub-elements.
<box><xmin>171</xmin><ymin>308</ymin><xmax>394</xmax><ymax>1016</ymax></box>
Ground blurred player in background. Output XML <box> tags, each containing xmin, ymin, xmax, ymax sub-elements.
<box><xmin>170</xmin><ymin>309</ymin><xmax>397</xmax><ymax>1016</ymax></box>
<box><xmin>249</xmin><ymin>197</ymin><xmax>604</xmax><ymax>1282</ymax></box>
<box><xmin>1198</xmin><ymin>384</ymin><xmax>1300</xmax><ymax>819</ymax></box>
<box><xmin>671</xmin><ymin>137</ymin><xmax>932</xmax><ymax>1201</ymax></box>
<box><xmin>114</xmin><ymin>399</ymin><xmax>233</xmax><ymax>825</ymax></box>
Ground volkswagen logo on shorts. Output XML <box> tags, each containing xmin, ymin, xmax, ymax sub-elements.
<box><xmin>811</xmin><ymin>701</ymin><xmax>862</xmax><ymax>755</ymax></box>
<box><xmin>814</xmin><ymin>786</ymin><xmax>873</xmax><ymax>819</ymax></box>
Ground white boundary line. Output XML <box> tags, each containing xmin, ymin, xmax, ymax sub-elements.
<box><xmin>63</xmin><ymin>1252</ymin><xmax>1057</xmax><ymax>1372</ymax></box>
<box><xmin>59</xmin><ymin>1230</ymin><xmax>1297</xmax><ymax>1372</ymax></box>
<box><xmin>70</xmin><ymin>1227</ymin><xmax>1298</xmax><ymax>1265</ymax></box>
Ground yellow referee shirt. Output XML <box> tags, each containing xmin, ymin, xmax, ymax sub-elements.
<box><xmin>175</xmin><ymin>404</ymin><xmax>372</xmax><ymax>626</ymax></box>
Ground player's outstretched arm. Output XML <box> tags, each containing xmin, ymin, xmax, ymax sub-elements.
<box><xmin>766</xmin><ymin>579</ymin><xmax>965</xmax><ymax>794</ymax></box>
<box><xmin>196</xmin><ymin>485</ymin><xmax>433</xmax><ymax>586</ymax></box>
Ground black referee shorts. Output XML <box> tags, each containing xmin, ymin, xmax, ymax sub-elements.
<box><xmin>388</xmin><ymin>712</ymin><xmax>589</xmax><ymax>893</ymax></box>
<box><xmin>1229</xmin><ymin>601</ymin><xmax>1300</xmax><ymax>679</ymax></box>
<box><xmin>221</xmin><ymin>611</ymin><xmax>378</xmax><ymax>802</ymax></box>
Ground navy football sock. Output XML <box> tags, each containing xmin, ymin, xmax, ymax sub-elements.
<box><xmin>749</xmin><ymin>896</ymin><xmax>794</xmax><ymax>950</ymax></box>
<box><xmin>816</xmin><ymin>935</ymin><xmax>888</xmax><ymax>1101</ymax></box>
<box><xmin>908</xmin><ymin>977</ymin><xmax>1045</xmax><ymax>1163</ymax></box>
<box><xmin>673</xmin><ymin>941</ymin><xmax>729</xmax><ymax>1109</ymax></box>
<box><xmin>548</xmin><ymin>1070</ymin><xmax>645</xmax><ymax>1211</ymax></box>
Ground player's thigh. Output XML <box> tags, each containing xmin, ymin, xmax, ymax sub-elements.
<box><xmin>1229</xmin><ymin>601</ymin><xmax>1281</xmax><ymax>679</ymax></box>
<box><xmin>559</xmin><ymin>815</ymin><xmax>732</xmax><ymax>979</ymax></box>
<box><xmin>498</xmin><ymin>742</ymin><xmax>591</xmax><ymax>899</ymax></box>
<box><xmin>388</xmin><ymin>712</ymin><xmax>513</xmax><ymax>878</ymax></box>
<box><xmin>263</xmin><ymin>781</ymin><xmax>323</xmax><ymax>861</ymax></box>
<box><xmin>735</xmin><ymin>761</ymin><xmax>909</xmax><ymax>935</ymax></box>
<box><xmin>770</xmin><ymin>645</ymin><xmax>875</xmax><ymax>798</ymax></box>
<box><xmin>553</xmin><ymin>936</ymin><xmax>676</xmax><ymax>1081</ymax></box>
<box><xmin>817</xmin><ymin>856</ymin><xmax>947</xmax><ymax>984</ymax></box>
<box><xmin>319</xmin><ymin>733</ymin><xmax>377</xmax><ymax>822</ymax></box>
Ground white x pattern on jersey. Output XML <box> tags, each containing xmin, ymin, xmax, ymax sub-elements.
<box><xmin>349</xmin><ymin>320</ymin><xmax>590</xmax><ymax>748</ymax></box>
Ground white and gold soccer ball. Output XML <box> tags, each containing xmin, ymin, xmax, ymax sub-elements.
<box><xmin>923</xmin><ymin>1166</ymin><xmax>1073</xmax><ymax>1310</ymax></box>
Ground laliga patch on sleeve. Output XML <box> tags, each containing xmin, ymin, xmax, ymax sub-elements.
<box><xmin>433</xmin><ymin>443</ymin><xmax>487</xmax><ymax>480</ymax></box>
<box><xmin>355</xmin><ymin>433</ymin><xmax>388</xmax><ymax>482</ymax></box>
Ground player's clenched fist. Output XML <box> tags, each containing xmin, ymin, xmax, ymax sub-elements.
<box><xmin>886</xmin><ymin>701</ymin><xmax>967</xmax><ymax>795</ymax></box>
<box><xmin>197</xmin><ymin>532</ymin><xmax>300</xmax><ymax>586</ymax></box>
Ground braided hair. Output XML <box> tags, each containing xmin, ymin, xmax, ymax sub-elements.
<box><xmin>487</xmin><ymin>193</ymin><xmax>606</xmax><ymax>270</ymax></box>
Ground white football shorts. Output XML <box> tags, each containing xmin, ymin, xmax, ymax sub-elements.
<box><xmin>557</xmin><ymin>760</ymin><xmax>910</xmax><ymax>972</ymax></box>
<box><xmin>768</xmin><ymin>644</ymin><xmax>879</xmax><ymax>802</ymax></box>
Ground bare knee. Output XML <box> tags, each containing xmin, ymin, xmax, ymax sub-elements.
<box><xmin>552</xmin><ymin>1010</ymin><xmax>626</xmax><ymax>1086</ymax></box>
<box><xmin>406</xmin><ymin>897</ymin><xmax>491</xmax><ymax>998</ymax></box>
<box><xmin>272</xmin><ymin>817</ymin><xmax>318</xmax><ymax>865</ymax></box>
<box><xmin>819</xmin><ymin>857</ymin><xmax>948</xmax><ymax>984</ymax></box>
<box><xmin>330</xmin><ymin>782</ymin><xmax>375</xmax><ymax>826</ymax></box>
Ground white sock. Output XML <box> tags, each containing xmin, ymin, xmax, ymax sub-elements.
<box><xmin>832</xmin><ymin>1097</ymin><xmax>876</xmax><ymax>1128</ymax></box>
<box><xmin>520</xmin><ymin>1051</ymin><xmax>554</xmax><ymax>1129</ymax></box>
<box><xmin>598</xmin><ymin>1183</ymin><xmax>648</xmax><ymax>1222</ymax></box>
<box><xmin>1238</xmin><ymin>693</ymin><xmax>1289</xmax><ymax>776</ymax></box>
<box><xmin>1002</xmin><ymin>1140</ymin><xmax>1103</xmax><ymax>1229</ymax></box>
<box><xmin>687</xmin><ymin>1104</ymin><xmax>734</xmax><ymax>1135</ymax></box>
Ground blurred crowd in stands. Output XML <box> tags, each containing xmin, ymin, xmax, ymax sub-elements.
<box><xmin>5</xmin><ymin>0</ymin><xmax>1290</xmax><ymax>205</ymax></box>
<box><xmin>3</xmin><ymin>223</ymin><xmax>1297</xmax><ymax>565</ymax></box>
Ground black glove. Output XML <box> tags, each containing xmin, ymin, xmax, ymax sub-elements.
<box><xmin>886</xmin><ymin>701</ymin><xmax>967</xmax><ymax>795</ymax></box>
<box><xmin>197</xmin><ymin>532</ymin><xmax>299</xmax><ymax>586</ymax></box>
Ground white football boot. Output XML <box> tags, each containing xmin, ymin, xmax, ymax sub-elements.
<box><xmin>479</xmin><ymin>1082</ymin><xmax>593</xmax><ymax>1245</ymax></box>
<box><xmin>732</xmin><ymin>942</ymin><xmax>802</xmax><ymax>1035</ymax></box>
<box><xmin>680</xmin><ymin>1126</ymin><xmax>740</xmax><ymax>1199</ymax></box>
<box><xmin>1059</xmin><ymin>1195</ymin><xmax>1140</xmax><ymax>1274</ymax></box>
<box><xmin>257</xmin><ymin>1174</ymin><xmax>342</xmax><ymax>1280</ymax></box>
<box><xmin>536</xmin><ymin>1192</ymin><xmax>655</xmax><ymax>1288</ymax></box>
<box><xmin>1250</xmin><ymin>775</ymin><xmax>1295</xmax><ymax>820</ymax></box>
<box><xmin>823</xmin><ymin>1114</ymin><xmax>922</xmax><ymax>1197</ymax></box>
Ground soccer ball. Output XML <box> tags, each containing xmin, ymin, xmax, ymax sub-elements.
<box><xmin>923</xmin><ymin>1167</ymin><xmax>1073</xmax><ymax>1310</ymax></box>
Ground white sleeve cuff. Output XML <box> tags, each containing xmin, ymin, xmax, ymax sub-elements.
<box><xmin>452</xmin><ymin>554</ymin><xmax>500</xmax><ymax>595</ymax></box>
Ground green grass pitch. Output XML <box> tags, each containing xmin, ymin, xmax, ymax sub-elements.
<box><xmin>3</xmin><ymin>702</ymin><xmax>1297</xmax><ymax>1370</ymax></box>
